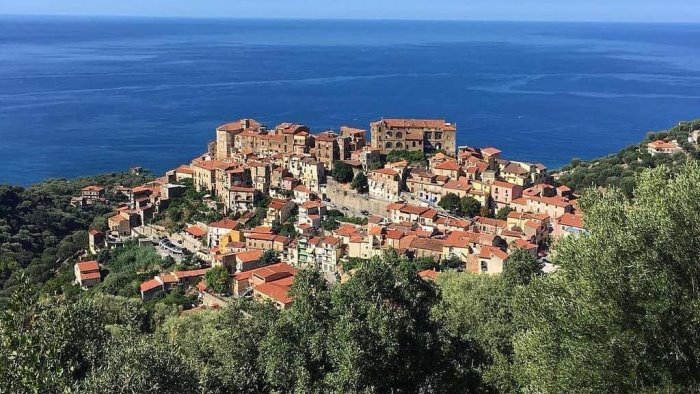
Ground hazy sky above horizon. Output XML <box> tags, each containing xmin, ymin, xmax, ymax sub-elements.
<box><xmin>1</xmin><ymin>0</ymin><xmax>699</xmax><ymax>23</ymax></box>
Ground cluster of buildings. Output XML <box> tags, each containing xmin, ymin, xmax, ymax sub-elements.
<box><xmin>76</xmin><ymin>116</ymin><xmax>588</xmax><ymax>310</ymax></box>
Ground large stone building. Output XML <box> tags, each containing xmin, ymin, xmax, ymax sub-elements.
<box><xmin>370</xmin><ymin>118</ymin><xmax>457</xmax><ymax>156</ymax></box>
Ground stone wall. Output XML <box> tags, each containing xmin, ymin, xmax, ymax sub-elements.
<box><xmin>324</xmin><ymin>179</ymin><xmax>391</xmax><ymax>218</ymax></box>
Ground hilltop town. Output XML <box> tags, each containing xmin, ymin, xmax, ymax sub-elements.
<box><xmin>75</xmin><ymin>117</ymin><xmax>590</xmax><ymax>308</ymax></box>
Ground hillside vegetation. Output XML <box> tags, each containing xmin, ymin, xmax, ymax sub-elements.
<box><xmin>0</xmin><ymin>172</ymin><xmax>152</xmax><ymax>302</ymax></box>
<box><xmin>3</xmin><ymin>161</ymin><xmax>700</xmax><ymax>392</ymax></box>
<box><xmin>557</xmin><ymin>119</ymin><xmax>700</xmax><ymax>195</ymax></box>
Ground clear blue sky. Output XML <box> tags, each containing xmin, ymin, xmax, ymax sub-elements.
<box><xmin>1</xmin><ymin>0</ymin><xmax>699</xmax><ymax>23</ymax></box>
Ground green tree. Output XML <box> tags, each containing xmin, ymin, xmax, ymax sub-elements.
<box><xmin>513</xmin><ymin>162</ymin><xmax>700</xmax><ymax>392</ymax></box>
<box><xmin>0</xmin><ymin>280</ymin><xmax>110</xmax><ymax>392</ymax></box>
<box><xmin>324</xmin><ymin>254</ymin><xmax>474</xmax><ymax>392</ymax></box>
<box><xmin>495</xmin><ymin>206</ymin><xmax>513</xmax><ymax>220</ymax></box>
<box><xmin>260</xmin><ymin>269</ymin><xmax>332</xmax><ymax>391</ymax></box>
<box><xmin>205</xmin><ymin>266</ymin><xmax>231</xmax><ymax>294</ymax></box>
<box><xmin>261</xmin><ymin>249</ymin><xmax>279</xmax><ymax>266</ymax></box>
<box><xmin>438</xmin><ymin>193</ymin><xmax>461</xmax><ymax>214</ymax></box>
<box><xmin>321</xmin><ymin>217</ymin><xmax>340</xmax><ymax>232</ymax></box>
<box><xmin>331</xmin><ymin>161</ymin><xmax>354</xmax><ymax>183</ymax></box>
<box><xmin>350</xmin><ymin>172</ymin><xmax>369</xmax><ymax>193</ymax></box>
<box><xmin>82</xmin><ymin>335</ymin><xmax>198</xmax><ymax>393</ymax></box>
<box><xmin>459</xmin><ymin>196</ymin><xmax>481</xmax><ymax>218</ymax></box>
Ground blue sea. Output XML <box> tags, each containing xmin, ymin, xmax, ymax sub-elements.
<box><xmin>1</xmin><ymin>16</ymin><xmax>700</xmax><ymax>185</ymax></box>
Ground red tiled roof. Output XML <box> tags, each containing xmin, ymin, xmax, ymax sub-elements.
<box><xmin>209</xmin><ymin>218</ymin><xmax>240</xmax><ymax>230</ymax></box>
<box><xmin>76</xmin><ymin>261</ymin><xmax>99</xmax><ymax>273</ymax></box>
<box><xmin>140</xmin><ymin>278</ymin><xmax>163</xmax><ymax>293</ymax></box>
<box><xmin>255</xmin><ymin>282</ymin><xmax>293</xmax><ymax>305</ymax></box>
<box><xmin>492</xmin><ymin>180</ymin><xmax>518</xmax><ymax>189</ymax></box>
<box><xmin>81</xmin><ymin>185</ymin><xmax>104</xmax><ymax>192</ymax></box>
<box><xmin>419</xmin><ymin>269</ymin><xmax>439</xmax><ymax>280</ymax></box>
<box><xmin>81</xmin><ymin>271</ymin><xmax>101</xmax><ymax>281</ymax></box>
<box><xmin>409</xmin><ymin>237</ymin><xmax>445</xmax><ymax>252</ymax></box>
<box><xmin>251</xmin><ymin>226</ymin><xmax>274</xmax><ymax>234</ymax></box>
<box><xmin>237</xmin><ymin>249</ymin><xmax>264</xmax><ymax>263</ymax></box>
<box><xmin>400</xmin><ymin>204</ymin><xmax>429</xmax><ymax>215</ymax></box>
<box><xmin>435</xmin><ymin>161</ymin><xmax>461</xmax><ymax>171</ymax></box>
<box><xmin>480</xmin><ymin>147</ymin><xmax>502</xmax><ymax>156</ymax></box>
<box><xmin>174</xmin><ymin>268</ymin><xmax>209</xmax><ymax>279</ymax></box>
<box><xmin>372</xmin><ymin>168</ymin><xmax>399</xmax><ymax>176</ymax></box>
<box><xmin>186</xmin><ymin>226</ymin><xmax>207</xmax><ymax>237</ymax></box>
<box><xmin>558</xmin><ymin>213</ymin><xmax>584</xmax><ymax>228</ymax></box>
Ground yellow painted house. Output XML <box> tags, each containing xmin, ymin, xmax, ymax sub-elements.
<box><xmin>219</xmin><ymin>229</ymin><xmax>246</xmax><ymax>251</ymax></box>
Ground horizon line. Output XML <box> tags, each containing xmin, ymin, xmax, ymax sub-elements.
<box><xmin>2</xmin><ymin>12</ymin><xmax>700</xmax><ymax>25</ymax></box>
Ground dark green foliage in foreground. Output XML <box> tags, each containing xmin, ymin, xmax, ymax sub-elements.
<box><xmin>204</xmin><ymin>266</ymin><xmax>230</xmax><ymax>294</ymax></box>
<box><xmin>5</xmin><ymin>134</ymin><xmax>700</xmax><ymax>391</ymax></box>
<box><xmin>558</xmin><ymin>119</ymin><xmax>700</xmax><ymax>195</ymax></box>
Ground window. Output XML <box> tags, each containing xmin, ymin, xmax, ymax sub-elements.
<box><xmin>481</xmin><ymin>261</ymin><xmax>488</xmax><ymax>272</ymax></box>
<box><xmin>395</xmin><ymin>142</ymin><xmax>403</xmax><ymax>149</ymax></box>
<box><xmin>395</xmin><ymin>131</ymin><xmax>403</xmax><ymax>139</ymax></box>
<box><xmin>425</xmin><ymin>132</ymin><xmax>432</xmax><ymax>139</ymax></box>
<box><xmin>386</xmin><ymin>131</ymin><xmax>393</xmax><ymax>138</ymax></box>
<box><xmin>412</xmin><ymin>141</ymin><xmax>416</xmax><ymax>148</ymax></box>
<box><xmin>435</xmin><ymin>132</ymin><xmax>442</xmax><ymax>139</ymax></box>
<box><xmin>385</xmin><ymin>142</ymin><xmax>393</xmax><ymax>149</ymax></box>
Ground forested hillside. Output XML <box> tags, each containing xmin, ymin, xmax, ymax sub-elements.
<box><xmin>557</xmin><ymin>119</ymin><xmax>700</xmax><ymax>195</ymax></box>
<box><xmin>0</xmin><ymin>172</ymin><xmax>152</xmax><ymax>302</ymax></box>
<box><xmin>3</xmin><ymin>161</ymin><xmax>700</xmax><ymax>392</ymax></box>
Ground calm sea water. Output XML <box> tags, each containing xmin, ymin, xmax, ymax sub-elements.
<box><xmin>1</xmin><ymin>16</ymin><xmax>700</xmax><ymax>185</ymax></box>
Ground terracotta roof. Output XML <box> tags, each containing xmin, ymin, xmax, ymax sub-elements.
<box><xmin>372</xmin><ymin>168</ymin><xmax>399</xmax><ymax>176</ymax></box>
<box><xmin>503</xmin><ymin>163</ymin><xmax>529</xmax><ymax>175</ymax></box>
<box><xmin>479</xmin><ymin>246</ymin><xmax>509</xmax><ymax>261</ymax></box>
<box><xmin>409</xmin><ymin>237</ymin><xmax>445</xmax><ymax>252</ymax></box>
<box><xmin>175</xmin><ymin>165</ymin><xmax>194</xmax><ymax>175</ymax></box>
<box><xmin>419</xmin><ymin>269</ymin><xmax>439</xmax><ymax>280</ymax></box>
<box><xmin>558</xmin><ymin>213</ymin><xmax>584</xmax><ymax>228</ymax></box>
<box><xmin>513</xmin><ymin>239</ymin><xmax>537</xmax><ymax>250</ymax></box>
<box><xmin>236</xmin><ymin>249</ymin><xmax>264</xmax><ymax>263</ymax></box>
<box><xmin>475</xmin><ymin>217</ymin><xmax>508</xmax><ymax>228</ymax></box>
<box><xmin>268</xmin><ymin>199</ymin><xmax>291</xmax><ymax>210</ymax></box>
<box><xmin>649</xmin><ymin>140</ymin><xmax>680</xmax><ymax>149</ymax></box>
<box><xmin>322</xmin><ymin>236</ymin><xmax>341</xmax><ymax>246</ymax></box>
<box><xmin>301</xmin><ymin>200</ymin><xmax>324</xmax><ymax>209</ymax></box>
<box><xmin>443</xmin><ymin>178</ymin><xmax>471</xmax><ymax>192</ymax></box>
<box><xmin>492</xmin><ymin>180</ymin><xmax>518</xmax><ymax>189</ymax></box>
<box><xmin>255</xmin><ymin>282</ymin><xmax>293</xmax><ymax>305</ymax></box>
<box><xmin>186</xmin><ymin>226</ymin><xmax>207</xmax><ymax>237</ymax></box>
<box><xmin>400</xmin><ymin>204</ymin><xmax>430</xmax><ymax>215</ymax></box>
<box><xmin>434</xmin><ymin>161</ymin><xmax>461</xmax><ymax>171</ymax></box>
<box><xmin>480</xmin><ymin>147</ymin><xmax>502</xmax><ymax>156</ymax></box>
<box><xmin>160</xmin><ymin>273</ymin><xmax>178</xmax><ymax>284</ymax></box>
<box><xmin>81</xmin><ymin>185</ymin><xmax>104</xmax><ymax>192</ymax></box>
<box><xmin>208</xmin><ymin>218</ymin><xmax>240</xmax><ymax>230</ymax></box>
<box><xmin>80</xmin><ymin>271</ymin><xmax>101</xmax><ymax>281</ymax></box>
<box><xmin>76</xmin><ymin>261</ymin><xmax>99</xmax><ymax>273</ymax></box>
<box><xmin>140</xmin><ymin>278</ymin><xmax>163</xmax><ymax>293</ymax></box>
<box><xmin>174</xmin><ymin>268</ymin><xmax>209</xmax><ymax>279</ymax></box>
<box><xmin>335</xmin><ymin>225</ymin><xmax>359</xmax><ymax>237</ymax></box>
